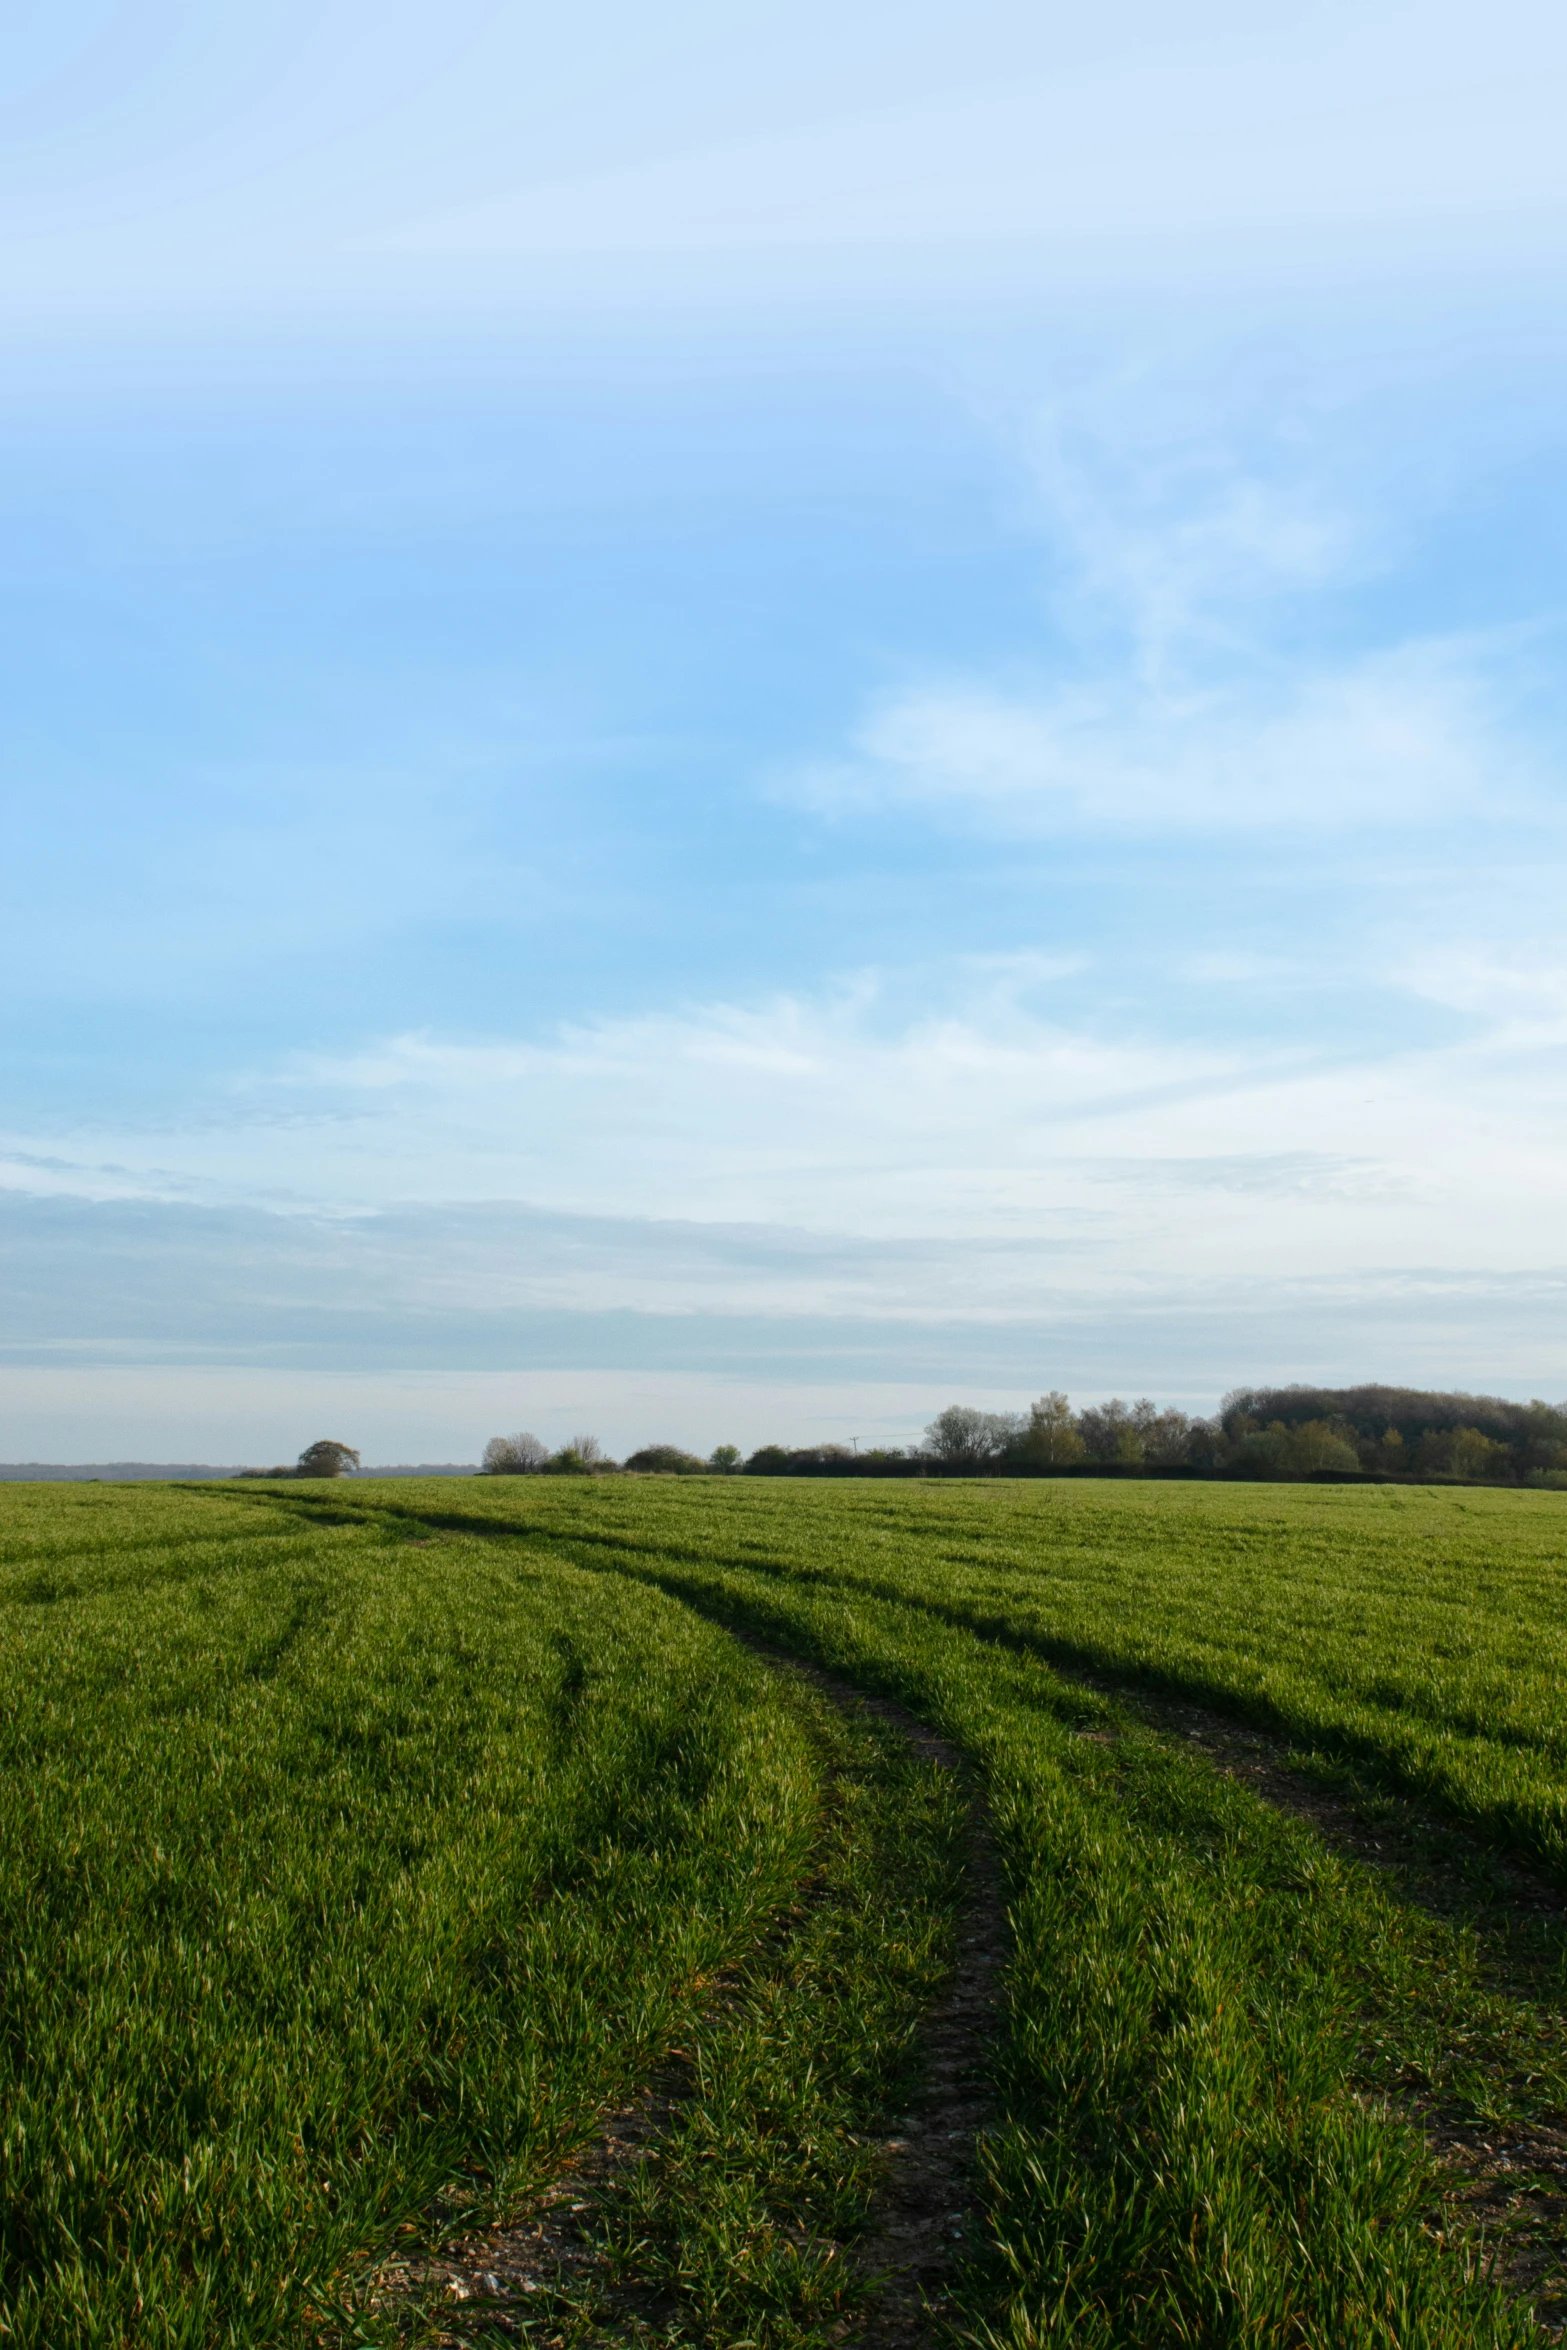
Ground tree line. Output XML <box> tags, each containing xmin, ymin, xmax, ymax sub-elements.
<box><xmin>477</xmin><ymin>1386</ymin><xmax>1567</xmax><ymax>1487</ymax></box>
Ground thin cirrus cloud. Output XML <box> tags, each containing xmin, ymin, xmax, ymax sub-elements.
<box><xmin>773</xmin><ymin>415</ymin><xmax>1546</xmax><ymax>839</ymax></box>
<box><xmin>7</xmin><ymin>946</ymin><xmax>1564</xmax><ymax>1260</ymax></box>
<box><xmin>1391</xmin><ymin>954</ymin><xmax>1567</xmax><ymax>1034</ymax></box>
<box><xmin>780</xmin><ymin>642</ymin><xmax>1525</xmax><ymax>837</ymax></box>
<box><xmin>8</xmin><ymin>0</ymin><xmax>1567</xmax><ymax>322</ymax></box>
<box><xmin>258</xmin><ymin>992</ymin><xmax>1564</xmax><ymax>1263</ymax></box>
<box><xmin>9</xmin><ymin>942</ymin><xmax>1567</xmax><ymax>1406</ymax></box>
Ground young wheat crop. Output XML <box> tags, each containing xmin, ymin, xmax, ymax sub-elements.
<box><xmin>5</xmin><ymin>1474</ymin><xmax>1567</xmax><ymax>2345</ymax></box>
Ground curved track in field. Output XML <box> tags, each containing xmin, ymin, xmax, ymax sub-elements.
<box><xmin>1080</xmin><ymin>1677</ymin><xmax>1567</xmax><ymax>2336</ymax></box>
<box><xmin>267</xmin><ymin>1482</ymin><xmax>1567</xmax><ymax>2346</ymax></box>
<box><xmin>371</xmin><ymin>1639</ymin><xmax>1007</xmax><ymax>2350</ymax></box>
<box><xmin>740</xmin><ymin>1645</ymin><xmax>1007</xmax><ymax>2349</ymax></box>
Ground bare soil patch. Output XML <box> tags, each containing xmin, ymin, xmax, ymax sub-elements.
<box><xmin>364</xmin><ymin>2047</ymin><xmax>699</xmax><ymax>2341</ymax></box>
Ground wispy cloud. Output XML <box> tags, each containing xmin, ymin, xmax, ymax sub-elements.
<box><xmin>17</xmin><ymin>0</ymin><xmax>1567</xmax><ymax>322</ymax></box>
<box><xmin>7</xmin><ymin>942</ymin><xmax>1567</xmax><ymax>1290</ymax></box>
<box><xmin>784</xmin><ymin>642</ymin><xmax>1522</xmax><ymax>835</ymax></box>
<box><xmin>1020</xmin><ymin>407</ymin><xmax>1364</xmax><ymax>675</ymax></box>
<box><xmin>1395</xmin><ymin>951</ymin><xmax>1567</xmax><ymax>1035</ymax></box>
<box><xmin>778</xmin><ymin>391</ymin><xmax>1552</xmax><ymax>838</ymax></box>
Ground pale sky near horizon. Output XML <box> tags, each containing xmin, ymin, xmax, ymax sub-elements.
<box><xmin>6</xmin><ymin>1</ymin><xmax>1567</xmax><ymax>1462</ymax></box>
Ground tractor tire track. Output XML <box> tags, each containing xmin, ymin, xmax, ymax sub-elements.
<box><xmin>359</xmin><ymin>1636</ymin><xmax>1007</xmax><ymax>2349</ymax></box>
<box><xmin>736</xmin><ymin>1642</ymin><xmax>1007</xmax><ymax>2348</ymax></box>
<box><xmin>1070</xmin><ymin>1676</ymin><xmax>1567</xmax><ymax>2338</ymax></box>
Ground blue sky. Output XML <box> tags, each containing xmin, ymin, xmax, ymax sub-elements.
<box><xmin>6</xmin><ymin>0</ymin><xmax>1567</xmax><ymax>1461</ymax></box>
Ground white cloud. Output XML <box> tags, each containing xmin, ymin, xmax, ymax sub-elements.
<box><xmin>1020</xmin><ymin>416</ymin><xmax>1365</xmax><ymax>672</ymax></box>
<box><xmin>776</xmin><ymin>358</ymin><xmax>1559</xmax><ymax>841</ymax></box>
<box><xmin>6</xmin><ymin>944</ymin><xmax>1567</xmax><ymax>1300</ymax></box>
<box><xmin>238</xmin><ymin>982</ymin><xmax>1238</xmax><ymax>1242</ymax></box>
<box><xmin>785</xmin><ymin>643</ymin><xmax>1519</xmax><ymax>834</ymax></box>
<box><xmin>8</xmin><ymin>930</ymin><xmax>1567</xmax><ymax>1424</ymax></box>
<box><xmin>777</xmin><ymin>382</ymin><xmax>1552</xmax><ymax>840</ymax></box>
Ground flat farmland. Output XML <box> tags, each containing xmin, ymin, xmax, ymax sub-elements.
<box><xmin>4</xmin><ymin>1476</ymin><xmax>1567</xmax><ymax>2347</ymax></box>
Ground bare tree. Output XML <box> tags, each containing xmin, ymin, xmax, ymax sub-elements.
<box><xmin>1076</xmin><ymin>1399</ymin><xmax>1158</xmax><ymax>1464</ymax></box>
<box><xmin>481</xmin><ymin>1432</ymin><xmax>549</xmax><ymax>1475</ymax></box>
<box><xmin>921</xmin><ymin>1405</ymin><xmax>1020</xmax><ymax>1471</ymax></box>
<box><xmin>569</xmin><ymin>1434</ymin><xmax>604</xmax><ymax>1465</ymax></box>
<box><xmin>1141</xmin><ymin>1409</ymin><xmax>1193</xmax><ymax>1466</ymax></box>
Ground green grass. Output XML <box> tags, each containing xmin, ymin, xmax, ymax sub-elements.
<box><xmin>6</xmin><ymin>1474</ymin><xmax>1567</xmax><ymax>2346</ymax></box>
<box><xmin>0</xmin><ymin>1487</ymin><xmax>831</xmax><ymax>2346</ymax></box>
<box><xmin>486</xmin><ymin>1689</ymin><xmax>970</xmax><ymax>2350</ymax></box>
<box><xmin>359</xmin><ymin>1472</ymin><xmax>1567</xmax><ymax>2346</ymax></box>
<box><xmin>418</xmin><ymin>1473</ymin><xmax>1567</xmax><ymax>1878</ymax></box>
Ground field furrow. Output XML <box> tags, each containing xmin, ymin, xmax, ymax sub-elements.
<box><xmin>357</xmin><ymin>1652</ymin><xmax>973</xmax><ymax>2350</ymax></box>
<box><xmin>7</xmin><ymin>1474</ymin><xmax>1567</xmax><ymax>2345</ymax></box>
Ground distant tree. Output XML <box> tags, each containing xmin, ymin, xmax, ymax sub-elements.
<box><xmin>1227</xmin><ymin>1422</ymin><xmax>1293</xmax><ymax>1478</ymax></box>
<box><xmin>1076</xmin><ymin>1399</ymin><xmax>1158</xmax><ymax>1464</ymax></box>
<box><xmin>624</xmin><ymin>1444</ymin><xmax>707</xmax><ymax>1475</ymax></box>
<box><xmin>1016</xmin><ymin>1393</ymin><xmax>1086</xmax><ymax>1466</ymax></box>
<box><xmin>1141</xmin><ymin>1408</ymin><xmax>1194</xmax><ymax>1466</ymax></box>
<box><xmin>481</xmin><ymin>1432</ymin><xmax>549</xmax><ymax>1475</ymax></box>
<box><xmin>922</xmin><ymin>1405</ymin><xmax>1020</xmax><ymax>1471</ymax></box>
<box><xmin>1220</xmin><ymin>1383</ymin><xmax>1567</xmax><ymax>1475</ymax></box>
<box><xmin>1413</xmin><ymin>1429</ymin><xmax>1456</xmax><ymax>1476</ymax></box>
<box><xmin>1283</xmin><ymin>1419</ymin><xmax>1361</xmax><ymax>1475</ymax></box>
<box><xmin>743</xmin><ymin>1443</ymin><xmax>912</xmax><ymax>1477</ymax></box>
<box><xmin>1435</xmin><ymin>1426</ymin><xmax>1510</xmax><ymax>1482</ymax></box>
<box><xmin>296</xmin><ymin>1439</ymin><xmax>360</xmax><ymax>1479</ymax></box>
<box><xmin>1184</xmin><ymin>1419</ymin><xmax>1226</xmax><ymax>1472</ymax></box>
<box><xmin>542</xmin><ymin>1445</ymin><xmax>592</xmax><ymax>1475</ymax></box>
<box><xmin>709</xmin><ymin>1444</ymin><xmax>743</xmax><ymax>1473</ymax></box>
<box><xmin>1516</xmin><ymin>1404</ymin><xmax>1567</xmax><ymax>1475</ymax></box>
<box><xmin>1228</xmin><ymin>1418</ymin><xmax>1359</xmax><ymax>1478</ymax></box>
<box><xmin>744</xmin><ymin>1445</ymin><xmax>793</xmax><ymax>1474</ymax></box>
<box><xmin>532</xmin><ymin>1434</ymin><xmax>613</xmax><ymax>1475</ymax></box>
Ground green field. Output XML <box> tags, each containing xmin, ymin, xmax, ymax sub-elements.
<box><xmin>5</xmin><ymin>1475</ymin><xmax>1567</xmax><ymax>2346</ymax></box>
